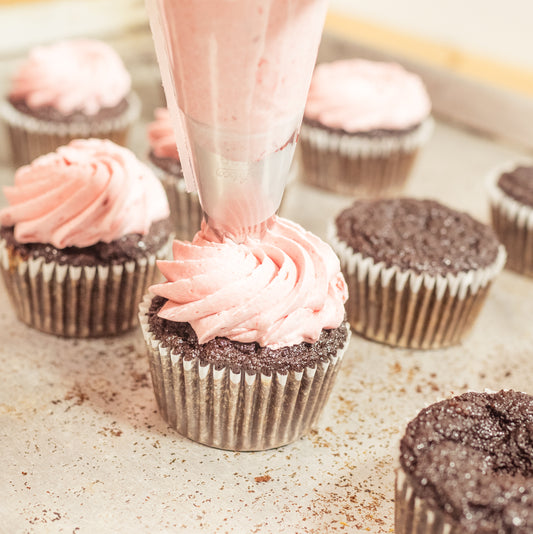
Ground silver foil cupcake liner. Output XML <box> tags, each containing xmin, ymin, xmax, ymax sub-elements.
<box><xmin>151</xmin><ymin>165</ymin><xmax>203</xmax><ymax>241</ymax></box>
<box><xmin>487</xmin><ymin>160</ymin><xmax>533</xmax><ymax>277</ymax></box>
<box><xmin>299</xmin><ymin>117</ymin><xmax>434</xmax><ymax>196</ymax></box>
<box><xmin>0</xmin><ymin>92</ymin><xmax>141</xmax><ymax>167</ymax></box>
<box><xmin>395</xmin><ymin>465</ymin><xmax>458</xmax><ymax>534</ymax></box>
<box><xmin>330</xmin><ymin>225</ymin><xmax>506</xmax><ymax>349</ymax></box>
<box><xmin>139</xmin><ymin>294</ymin><xmax>350</xmax><ymax>451</ymax></box>
<box><xmin>0</xmin><ymin>235</ymin><xmax>171</xmax><ymax>337</ymax></box>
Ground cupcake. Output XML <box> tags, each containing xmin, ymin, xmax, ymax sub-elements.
<box><xmin>147</xmin><ymin>107</ymin><xmax>202</xmax><ymax>240</ymax></box>
<box><xmin>299</xmin><ymin>59</ymin><xmax>433</xmax><ymax>196</ymax></box>
<box><xmin>0</xmin><ymin>138</ymin><xmax>172</xmax><ymax>337</ymax></box>
<box><xmin>330</xmin><ymin>198</ymin><xmax>505</xmax><ymax>349</ymax></box>
<box><xmin>396</xmin><ymin>390</ymin><xmax>533</xmax><ymax>533</ymax></box>
<box><xmin>138</xmin><ymin>216</ymin><xmax>350</xmax><ymax>451</ymax></box>
<box><xmin>0</xmin><ymin>39</ymin><xmax>141</xmax><ymax>167</ymax></box>
<box><xmin>488</xmin><ymin>162</ymin><xmax>533</xmax><ymax>277</ymax></box>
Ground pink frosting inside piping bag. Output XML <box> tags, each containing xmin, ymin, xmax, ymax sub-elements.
<box><xmin>9</xmin><ymin>39</ymin><xmax>131</xmax><ymax>116</ymax></box>
<box><xmin>147</xmin><ymin>108</ymin><xmax>180</xmax><ymax>160</ymax></box>
<box><xmin>0</xmin><ymin>139</ymin><xmax>169</xmax><ymax>249</ymax></box>
<box><xmin>305</xmin><ymin>59</ymin><xmax>431</xmax><ymax>132</ymax></box>
<box><xmin>146</xmin><ymin>0</ymin><xmax>328</xmax><ymax>239</ymax></box>
<box><xmin>150</xmin><ymin>217</ymin><xmax>348</xmax><ymax>349</ymax></box>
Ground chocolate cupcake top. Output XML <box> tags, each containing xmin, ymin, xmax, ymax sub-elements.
<box><xmin>335</xmin><ymin>198</ymin><xmax>500</xmax><ymax>276</ymax></box>
<box><xmin>497</xmin><ymin>165</ymin><xmax>533</xmax><ymax>209</ymax></box>
<box><xmin>400</xmin><ymin>390</ymin><xmax>533</xmax><ymax>533</ymax></box>
<box><xmin>147</xmin><ymin>107</ymin><xmax>182</xmax><ymax>177</ymax></box>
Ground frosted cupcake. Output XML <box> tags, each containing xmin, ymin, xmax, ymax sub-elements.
<box><xmin>396</xmin><ymin>390</ymin><xmax>533</xmax><ymax>533</ymax></box>
<box><xmin>488</xmin><ymin>162</ymin><xmax>533</xmax><ymax>277</ymax></box>
<box><xmin>139</xmin><ymin>217</ymin><xmax>350</xmax><ymax>451</ymax></box>
<box><xmin>0</xmin><ymin>139</ymin><xmax>172</xmax><ymax>337</ymax></box>
<box><xmin>147</xmin><ymin>107</ymin><xmax>202</xmax><ymax>240</ymax></box>
<box><xmin>300</xmin><ymin>59</ymin><xmax>433</xmax><ymax>196</ymax></box>
<box><xmin>1</xmin><ymin>39</ymin><xmax>141</xmax><ymax>166</ymax></box>
<box><xmin>330</xmin><ymin>198</ymin><xmax>505</xmax><ymax>349</ymax></box>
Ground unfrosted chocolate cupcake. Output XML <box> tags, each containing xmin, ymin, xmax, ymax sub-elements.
<box><xmin>299</xmin><ymin>59</ymin><xmax>433</xmax><ymax>197</ymax></box>
<box><xmin>0</xmin><ymin>139</ymin><xmax>172</xmax><ymax>337</ymax></box>
<box><xmin>139</xmin><ymin>216</ymin><xmax>350</xmax><ymax>451</ymax></box>
<box><xmin>0</xmin><ymin>39</ymin><xmax>140</xmax><ymax>166</ymax></box>
<box><xmin>147</xmin><ymin>107</ymin><xmax>202</xmax><ymax>240</ymax></box>
<box><xmin>330</xmin><ymin>198</ymin><xmax>506</xmax><ymax>349</ymax></box>
<box><xmin>489</xmin><ymin>162</ymin><xmax>533</xmax><ymax>277</ymax></box>
<box><xmin>396</xmin><ymin>390</ymin><xmax>533</xmax><ymax>533</ymax></box>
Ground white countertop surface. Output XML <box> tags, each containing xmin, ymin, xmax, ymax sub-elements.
<box><xmin>2</xmin><ymin>115</ymin><xmax>533</xmax><ymax>533</ymax></box>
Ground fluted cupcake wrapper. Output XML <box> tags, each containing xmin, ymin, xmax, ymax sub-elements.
<box><xmin>299</xmin><ymin>117</ymin><xmax>434</xmax><ymax>196</ymax></box>
<box><xmin>487</xmin><ymin>160</ymin><xmax>533</xmax><ymax>277</ymax></box>
<box><xmin>395</xmin><ymin>466</ymin><xmax>458</xmax><ymax>534</ymax></box>
<box><xmin>329</xmin><ymin>225</ymin><xmax>506</xmax><ymax>349</ymax></box>
<box><xmin>151</xmin><ymin>165</ymin><xmax>203</xmax><ymax>241</ymax></box>
<box><xmin>0</xmin><ymin>235</ymin><xmax>171</xmax><ymax>337</ymax></box>
<box><xmin>138</xmin><ymin>294</ymin><xmax>350</xmax><ymax>451</ymax></box>
<box><xmin>0</xmin><ymin>92</ymin><xmax>141</xmax><ymax>167</ymax></box>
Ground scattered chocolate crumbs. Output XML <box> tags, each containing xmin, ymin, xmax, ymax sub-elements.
<box><xmin>147</xmin><ymin>295</ymin><xmax>348</xmax><ymax>375</ymax></box>
<box><xmin>400</xmin><ymin>390</ymin><xmax>533</xmax><ymax>533</ymax></box>
<box><xmin>254</xmin><ymin>475</ymin><xmax>272</xmax><ymax>483</ymax></box>
<box><xmin>335</xmin><ymin>198</ymin><xmax>500</xmax><ymax>276</ymax></box>
<box><xmin>0</xmin><ymin>218</ymin><xmax>171</xmax><ymax>267</ymax></box>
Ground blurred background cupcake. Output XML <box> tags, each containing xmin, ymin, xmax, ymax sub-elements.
<box><xmin>488</xmin><ymin>161</ymin><xmax>533</xmax><ymax>277</ymax></box>
<box><xmin>147</xmin><ymin>107</ymin><xmax>202</xmax><ymax>240</ymax></box>
<box><xmin>0</xmin><ymin>38</ymin><xmax>141</xmax><ymax>167</ymax></box>
<box><xmin>330</xmin><ymin>198</ymin><xmax>505</xmax><ymax>349</ymax></box>
<box><xmin>139</xmin><ymin>216</ymin><xmax>350</xmax><ymax>451</ymax></box>
<box><xmin>0</xmin><ymin>138</ymin><xmax>172</xmax><ymax>337</ymax></box>
<box><xmin>299</xmin><ymin>59</ymin><xmax>433</xmax><ymax>197</ymax></box>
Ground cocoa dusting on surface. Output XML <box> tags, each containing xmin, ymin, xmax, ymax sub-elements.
<box><xmin>149</xmin><ymin>150</ymin><xmax>183</xmax><ymax>178</ymax></box>
<box><xmin>498</xmin><ymin>165</ymin><xmax>533</xmax><ymax>208</ymax></box>
<box><xmin>302</xmin><ymin>116</ymin><xmax>420</xmax><ymax>137</ymax></box>
<box><xmin>147</xmin><ymin>296</ymin><xmax>348</xmax><ymax>375</ymax></box>
<box><xmin>400</xmin><ymin>390</ymin><xmax>533</xmax><ymax>533</ymax></box>
<box><xmin>0</xmin><ymin>218</ymin><xmax>171</xmax><ymax>266</ymax></box>
<box><xmin>9</xmin><ymin>96</ymin><xmax>130</xmax><ymax>124</ymax></box>
<box><xmin>335</xmin><ymin>198</ymin><xmax>500</xmax><ymax>276</ymax></box>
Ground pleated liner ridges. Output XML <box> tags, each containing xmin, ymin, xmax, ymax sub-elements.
<box><xmin>139</xmin><ymin>294</ymin><xmax>350</xmax><ymax>451</ymax></box>
<box><xmin>330</xmin><ymin>226</ymin><xmax>506</xmax><ymax>349</ymax></box>
<box><xmin>299</xmin><ymin>118</ymin><xmax>433</xmax><ymax>196</ymax></box>
<box><xmin>488</xmin><ymin>160</ymin><xmax>533</xmax><ymax>277</ymax></box>
<box><xmin>0</xmin><ymin>236</ymin><xmax>171</xmax><ymax>337</ymax></box>
<box><xmin>395</xmin><ymin>466</ymin><xmax>457</xmax><ymax>534</ymax></box>
<box><xmin>153</xmin><ymin>166</ymin><xmax>203</xmax><ymax>242</ymax></box>
<box><xmin>0</xmin><ymin>93</ymin><xmax>141</xmax><ymax>167</ymax></box>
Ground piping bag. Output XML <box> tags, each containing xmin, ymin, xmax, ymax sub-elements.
<box><xmin>146</xmin><ymin>0</ymin><xmax>328</xmax><ymax>241</ymax></box>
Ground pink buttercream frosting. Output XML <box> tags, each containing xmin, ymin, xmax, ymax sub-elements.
<box><xmin>9</xmin><ymin>39</ymin><xmax>131</xmax><ymax>116</ymax></box>
<box><xmin>147</xmin><ymin>108</ymin><xmax>179</xmax><ymax>160</ymax></box>
<box><xmin>0</xmin><ymin>138</ymin><xmax>169</xmax><ymax>248</ymax></box>
<box><xmin>304</xmin><ymin>59</ymin><xmax>431</xmax><ymax>132</ymax></box>
<box><xmin>150</xmin><ymin>217</ymin><xmax>347</xmax><ymax>348</ymax></box>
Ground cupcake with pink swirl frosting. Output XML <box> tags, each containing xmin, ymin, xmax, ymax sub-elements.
<box><xmin>300</xmin><ymin>59</ymin><xmax>433</xmax><ymax>196</ymax></box>
<box><xmin>138</xmin><ymin>217</ymin><xmax>350</xmax><ymax>451</ymax></box>
<box><xmin>0</xmin><ymin>138</ymin><xmax>172</xmax><ymax>337</ymax></box>
<box><xmin>147</xmin><ymin>107</ymin><xmax>202</xmax><ymax>240</ymax></box>
<box><xmin>1</xmin><ymin>39</ymin><xmax>140</xmax><ymax>166</ymax></box>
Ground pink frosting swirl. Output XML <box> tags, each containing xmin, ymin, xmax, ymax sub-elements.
<box><xmin>150</xmin><ymin>217</ymin><xmax>347</xmax><ymax>349</ymax></box>
<box><xmin>9</xmin><ymin>39</ymin><xmax>131</xmax><ymax>116</ymax></box>
<box><xmin>0</xmin><ymin>139</ymin><xmax>170</xmax><ymax>248</ymax></box>
<box><xmin>305</xmin><ymin>59</ymin><xmax>431</xmax><ymax>132</ymax></box>
<box><xmin>147</xmin><ymin>108</ymin><xmax>179</xmax><ymax>160</ymax></box>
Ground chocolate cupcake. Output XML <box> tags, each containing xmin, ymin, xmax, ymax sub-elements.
<box><xmin>488</xmin><ymin>162</ymin><xmax>533</xmax><ymax>277</ymax></box>
<box><xmin>0</xmin><ymin>139</ymin><xmax>172</xmax><ymax>337</ymax></box>
<box><xmin>396</xmin><ymin>390</ymin><xmax>533</xmax><ymax>533</ymax></box>
<box><xmin>147</xmin><ymin>107</ymin><xmax>202</xmax><ymax>240</ymax></box>
<box><xmin>299</xmin><ymin>59</ymin><xmax>433</xmax><ymax>197</ymax></box>
<box><xmin>0</xmin><ymin>39</ymin><xmax>140</xmax><ymax>167</ymax></box>
<box><xmin>139</xmin><ymin>216</ymin><xmax>350</xmax><ymax>451</ymax></box>
<box><xmin>330</xmin><ymin>198</ymin><xmax>505</xmax><ymax>349</ymax></box>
